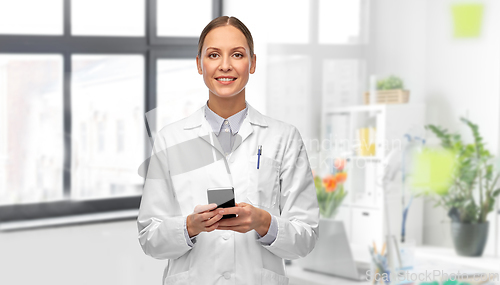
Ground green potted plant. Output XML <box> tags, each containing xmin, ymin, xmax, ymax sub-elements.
<box><xmin>364</xmin><ymin>75</ymin><xmax>409</xmax><ymax>104</ymax></box>
<box><xmin>424</xmin><ymin>118</ymin><xmax>500</xmax><ymax>256</ymax></box>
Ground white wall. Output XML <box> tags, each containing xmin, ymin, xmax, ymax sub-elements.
<box><xmin>373</xmin><ymin>0</ymin><xmax>500</xmax><ymax>255</ymax></box>
<box><xmin>0</xmin><ymin>221</ymin><xmax>165</xmax><ymax>285</ymax></box>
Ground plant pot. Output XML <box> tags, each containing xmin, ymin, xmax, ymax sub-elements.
<box><xmin>451</xmin><ymin>222</ymin><xmax>489</xmax><ymax>257</ymax></box>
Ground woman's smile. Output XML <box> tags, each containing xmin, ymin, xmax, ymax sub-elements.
<box><xmin>215</xmin><ymin>76</ymin><xmax>237</xmax><ymax>85</ymax></box>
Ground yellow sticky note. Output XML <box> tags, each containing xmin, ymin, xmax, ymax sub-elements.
<box><xmin>452</xmin><ymin>4</ymin><xmax>484</xmax><ymax>38</ymax></box>
<box><xmin>410</xmin><ymin>148</ymin><xmax>456</xmax><ymax>195</ymax></box>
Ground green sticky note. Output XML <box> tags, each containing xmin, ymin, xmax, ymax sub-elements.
<box><xmin>419</xmin><ymin>282</ymin><xmax>439</xmax><ymax>285</ymax></box>
<box><xmin>411</xmin><ymin>148</ymin><xmax>456</xmax><ymax>195</ymax></box>
<box><xmin>443</xmin><ymin>280</ymin><xmax>458</xmax><ymax>285</ymax></box>
<box><xmin>451</xmin><ymin>4</ymin><xmax>484</xmax><ymax>38</ymax></box>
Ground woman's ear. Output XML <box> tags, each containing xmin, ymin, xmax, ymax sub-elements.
<box><xmin>196</xmin><ymin>55</ymin><xmax>203</xmax><ymax>74</ymax></box>
<box><xmin>250</xmin><ymin>54</ymin><xmax>257</xmax><ymax>74</ymax></box>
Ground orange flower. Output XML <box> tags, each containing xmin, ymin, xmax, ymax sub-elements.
<box><xmin>334</xmin><ymin>158</ymin><xmax>346</xmax><ymax>171</ymax></box>
<box><xmin>335</xmin><ymin>172</ymin><xmax>347</xmax><ymax>184</ymax></box>
<box><xmin>322</xmin><ymin>175</ymin><xmax>337</xmax><ymax>192</ymax></box>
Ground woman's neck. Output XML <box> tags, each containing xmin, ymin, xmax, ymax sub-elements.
<box><xmin>207</xmin><ymin>92</ymin><xmax>246</xmax><ymax>119</ymax></box>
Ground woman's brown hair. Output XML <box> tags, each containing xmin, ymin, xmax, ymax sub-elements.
<box><xmin>197</xmin><ymin>16</ymin><xmax>254</xmax><ymax>59</ymax></box>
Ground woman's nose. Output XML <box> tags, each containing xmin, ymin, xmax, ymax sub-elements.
<box><xmin>219</xmin><ymin>57</ymin><xmax>232</xmax><ymax>71</ymax></box>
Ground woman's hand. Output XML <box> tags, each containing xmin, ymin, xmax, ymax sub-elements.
<box><xmin>186</xmin><ymin>203</ymin><xmax>224</xmax><ymax>237</ymax></box>
<box><xmin>217</xmin><ymin>202</ymin><xmax>271</xmax><ymax>236</ymax></box>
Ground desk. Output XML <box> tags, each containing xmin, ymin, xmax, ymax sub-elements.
<box><xmin>286</xmin><ymin>246</ymin><xmax>500</xmax><ymax>285</ymax></box>
<box><xmin>287</xmin><ymin>262</ymin><xmax>369</xmax><ymax>285</ymax></box>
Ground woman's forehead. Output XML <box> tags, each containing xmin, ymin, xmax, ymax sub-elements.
<box><xmin>203</xmin><ymin>26</ymin><xmax>249</xmax><ymax>51</ymax></box>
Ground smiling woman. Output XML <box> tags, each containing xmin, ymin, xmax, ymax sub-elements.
<box><xmin>195</xmin><ymin>18</ymin><xmax>256</xmax><ymax>118</ymax></box>
<box><xmin>137</xmin><ymin>16</ymin><xmax>320</xmax><ymax>285</ymax></box>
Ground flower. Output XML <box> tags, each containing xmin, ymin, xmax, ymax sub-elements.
<box><xmin>322</xmin><ymin>175</ymin><xmax>337</xmax><ymax>192</ymax></box>
<box><xmin>315</xmin><ymin>173</ymin><xmax>348</xmax><ymax>219</ymax></box>
<box><xmin>334</xmin><ymin>158</ymin><xmax>346</xmax><ymax>171</ymax></box>
<box><xmin>335</xmin><ymin>172</ymin><xmax>347</xmax><ymax>184</ymax></box>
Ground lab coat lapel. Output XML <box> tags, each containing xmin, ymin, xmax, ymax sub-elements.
<box><xmin>231</xmin><ymin>118</ymin><xmax>253</xmax><ymax>153</ymax></box>
<box><xmin>184</xmin><ymin>106</ymin><xmax>225</xmax><ymax>157</ymax></box>
<box><xmin>231</xmin><ymin>103</ymin><xmax>268</xmax><ymax>153</ymax></box>
<box><xmin>198</xmin><ymin>119</ymin><xmax>225</xmax><ymax>156</ymax></box>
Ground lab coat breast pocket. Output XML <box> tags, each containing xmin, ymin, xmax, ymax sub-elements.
<box><xmin>247</xmin><ymin>155</ymin><xmax>281</xmax><ymax>209</ymax></box>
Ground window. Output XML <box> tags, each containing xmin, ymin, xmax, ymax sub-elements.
<box><xmin>318</xmin><ymin>0</ymin><xmax>364</xmax><ymax>44</ymax></box>
<box><xmin>224</xmin><ymin>0</ymin><xmax>370</xmax><ymax>140</ymax></box>
<box><xmin>71</xmin><ymin>0</ymin><xmax>145</xmax><ymax>36</ymax></box>
<box><xmin>0</xmin><ymin>55</ymin><xmax>64</xmax><ymax>205</ymax></box>
<box><xmin>0</xmin><ymin>0</ymin><xmax>63</xmax><ymax>35</ymax></box>
<box><xmin>157</xmin><ymin>0</ymin><xmax>212</xmax><ymax>37</ymax></box>
<box><xmin>0</xmin><ymin>1</ymin><xmax>223</xmax><ymax>226</ymax></box>
<box><xmin>71</xmin><ymin>55</ymin><xmax>144</xmax><ymax>200</ymax></box>
<box><xmin>156</xmin><ymin>59</ymin><xmax>207</xmax><ymax>130</ymax></box>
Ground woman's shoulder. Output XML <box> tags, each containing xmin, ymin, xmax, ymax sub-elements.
<box><xmin>156</xmin><ymin>107</ymin><xmax>203</xmax><ymax>137</ymax></box>
<box><xmin>258</xmin><ymin>113</ymin><xmax>302</xmax><ymax>139</ymax></box>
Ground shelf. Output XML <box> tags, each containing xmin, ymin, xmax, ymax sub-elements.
<box><xmin>326</xmin><ymin>104</ymin><xmax>384</xmax><ymax>115</ymax></box>
<box><xmin>325</xmin><ymin>103</ymin><xmax>425</xmax><ymax>115</ymax></box>
<box><xmin>322</xmin><ymin>103</ymin><xmax>426</xmax><ymax>247</ymax></box>
<box><xmin>346</xmin><ymin>156</ymin><xmax>382</xmax><ymax>162</ymax></box>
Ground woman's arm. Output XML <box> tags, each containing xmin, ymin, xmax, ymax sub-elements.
<box><xmin>262</xmin><ymin>127</ymin><xmax>320</xmax><ymax>259</ymax></box>
<box><xmin>137</xmin><ymin>134</ymin><xmax>192</xmax><ymax>260</ymax></box>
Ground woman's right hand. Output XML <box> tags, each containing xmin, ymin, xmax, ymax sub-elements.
<box><xmin>186</xmin><ymin>203</ymin><xmax>224</xmax><ymax>237</ymax></box>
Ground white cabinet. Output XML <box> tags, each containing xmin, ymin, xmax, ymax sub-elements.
<box><xmin>321</xmin><ymin>104</ymin><xmax>425</xmax><ymax>247</ymax></box>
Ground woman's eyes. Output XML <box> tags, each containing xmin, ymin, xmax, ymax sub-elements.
<box><xmin>208</xmin><ymin>53</ymin><xmax>243</xmax><ymax>59</ymax></box>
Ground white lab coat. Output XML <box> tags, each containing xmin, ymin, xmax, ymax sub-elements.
<box><xmin>137</xmin><ymin>103</ymin><xmax>319</xmax><ymax>285</ymax></box>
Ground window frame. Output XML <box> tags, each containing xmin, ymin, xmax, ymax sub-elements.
<box><xmin>0</xmin><ymin>0</ymin><xmax>222</xmax><ymax>228</ymax></box>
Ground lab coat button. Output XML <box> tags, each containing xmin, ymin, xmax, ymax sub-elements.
<box><xmin>222</xmin><ymin>233</ymin><xmax>230</xmax><ymax>240</ymax></box>
<box><xmin>223</xmin><ymin>272</ymin><xmax>231</xmax><ymax>279</ymax></box>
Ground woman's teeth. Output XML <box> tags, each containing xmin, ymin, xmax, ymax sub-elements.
<box><xmin>217</xmin><ymin>78</ymin><xmax>236</xmax><ymax>81</ymax></box>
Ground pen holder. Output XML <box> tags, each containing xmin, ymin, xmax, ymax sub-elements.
<box><xmin>369</xmin><ymin>253</ymin><xmax>390</xmax><ymax>285</ymax></box>
<box><xmin>368</xmin><ymin>243</ymin><xmax>390</xmax><ymax>285</ymax></box>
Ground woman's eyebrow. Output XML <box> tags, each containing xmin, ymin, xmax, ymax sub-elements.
<box><xmin>206</xmin><ymin>46</ymin><xmax>246</xmax><ymax>51</ymax></box>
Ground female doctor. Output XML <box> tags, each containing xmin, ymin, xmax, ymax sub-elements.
<box><xmin>138</xmin><ymin>16</ymin><xmax>319</xmax><ymax>285</ymax></box>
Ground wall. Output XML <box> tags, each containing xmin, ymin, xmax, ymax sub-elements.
<box><xmin>0</xmin><ymin>220</ymin><xmax>165</xmax><ymax>285</ymax></box>
<box><xmin>374</xmin><ymin>0</ymin><xmax>500</xmax><ymax>255</ymax></box>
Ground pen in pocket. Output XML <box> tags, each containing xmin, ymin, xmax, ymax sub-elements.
<box><xmin>257</xmin><ymin>145</ymin><xmax>262</xmax><ymax>169</ymax></box>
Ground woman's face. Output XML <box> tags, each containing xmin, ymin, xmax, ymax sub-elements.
<box><xmin>196</xmin><ymin>25</ymin><xmax>256</xmax><ymax>100</ymax></box>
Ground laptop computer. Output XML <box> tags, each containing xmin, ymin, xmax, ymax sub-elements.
<box><xmin>298</xmin><ymin>220</ymin><xmax>371</xmax><ymax>281</ymax></box>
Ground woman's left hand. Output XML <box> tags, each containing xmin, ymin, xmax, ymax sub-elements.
<box><xmin>217</xmin><ymin>202</ymin><xmax>271</xmax><ymax>236</ymax></box>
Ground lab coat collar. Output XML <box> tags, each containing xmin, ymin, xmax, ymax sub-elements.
<box><xmin>183</xmin><ymin>101</ymin><xmax>268</xmax><ymax>130</ymax></box>
<box><xmin>183</xmin><ymin>101</ymin><xmax>268</xmax><ymax>155</ymax></box>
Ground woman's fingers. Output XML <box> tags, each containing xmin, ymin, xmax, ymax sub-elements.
<box><xmin>204</xmin><ymin>213</ymin><xmax>223</xmax><ymax>227</ymax></box>
<box><xmin>200</xmin><ymin>209</ymin><xmax>222</xmax><ymax>221</ymax></box>
<box><xmin>218</xmin><ymin>216</ymin><xmax>242</xmax><ymax>227</ymax></box>
<box><xmin>205</xmin><ymin>222</ymin><xmax>219</xmax><ymax>232</ymax></box>
<box><xmin>218</xmin><ymin>206</ymin><xmax>241</xmax><ymax>217</ymax></box>
<box><xmin>194</xmin><ymin>203</ymin><xmax>218</xmax><ymax>214</ymax></box>
<box><xmin>217</xmin><ymin>225</ymin><xmax>247</xmax><ymax>233</ymax></box>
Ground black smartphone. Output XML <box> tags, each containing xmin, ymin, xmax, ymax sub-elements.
<box><xmin>207</xmin><ymin>187</ymin><xmax>236</xmax><ymax>219</ymax></box>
